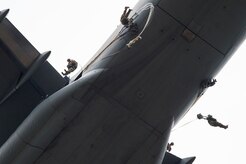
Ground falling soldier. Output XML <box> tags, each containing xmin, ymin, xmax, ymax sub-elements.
<box><xmin>197</xmin><ymin>113</ymin><xmax>228</xmax><ymax>129</ymax></box>
<box><xmin>120</xmin><ymin>6</ymin><xmax>132</xmax><ymax>26</ymax></box>
<box><xmin>62</xmin><ymin>58</ymin><xmax>78</xmax><ymax>76</ymax></box>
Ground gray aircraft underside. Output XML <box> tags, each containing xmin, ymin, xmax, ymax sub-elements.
<box><xmin>0</xmin><ymin>0</ymin><xmax>245</xmax><ymax>163</ymax></box>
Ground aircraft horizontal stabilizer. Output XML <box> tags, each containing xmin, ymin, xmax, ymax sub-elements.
<box><xmin>162</xmin><ymin>152</ymin><xmax>196</xmax><ymax>164</ymax></box>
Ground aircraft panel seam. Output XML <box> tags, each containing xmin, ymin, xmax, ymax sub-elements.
<box><xmin>156</xmin><ymin>4</ymin><xmax>225</xmax><ymax>57</ymax></box>
<box><xmin>91</xmin><ymin>84</ymin><xmax>164</xmax><ymax>136</ymax></box>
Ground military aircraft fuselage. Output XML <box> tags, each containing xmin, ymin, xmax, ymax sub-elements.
<box><xmin>0</xmin><ymin>0</ymin><xmax>245</xmax><ymax>163</ymax></box>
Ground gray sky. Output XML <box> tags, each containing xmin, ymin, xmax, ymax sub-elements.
<box><xmin>2</xmin><ymin>0</ymin><xmax>246</xmax><ymax>163</ymax></box>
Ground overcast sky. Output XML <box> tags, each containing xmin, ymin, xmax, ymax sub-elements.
<box><xmin>1</xmin><ymin>0</ymin><xmax>246</xmax><ymax>164</ymax></box>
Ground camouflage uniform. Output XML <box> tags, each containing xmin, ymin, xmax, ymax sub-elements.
<box><xmin>120</xmin><ymin>7</ymin><xmax>132</xmax><ymax>26</ymax></box>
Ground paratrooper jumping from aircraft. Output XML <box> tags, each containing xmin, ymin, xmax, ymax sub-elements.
<box><xmin>62</xmin><ymin>58</ymin><xmax>78</xmax><ymax>76</ymax></box>
<box><xmin>167</xmin><ymin>142</ymin><xmax>174</xmax><ymax>152</ymax></box>
<box><xmin>120</xmin><ymin>6</ymin><xmax>132</xmax><ymax>26</ymax></box>
<box><xmin>197</xmin><ymin>113</ymin><xmax>228</xmax><ymax>129</ymax></box>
